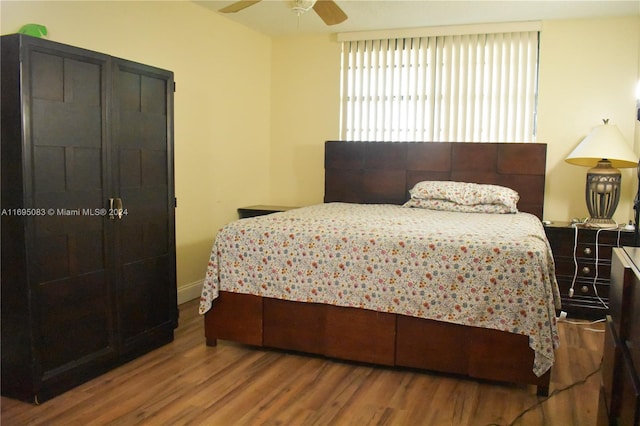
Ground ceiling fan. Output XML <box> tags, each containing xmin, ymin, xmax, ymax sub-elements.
<box><xmin>219</xmin><ymin>0</ymin><xmax>348</xmax><ymax>26</ymax></box>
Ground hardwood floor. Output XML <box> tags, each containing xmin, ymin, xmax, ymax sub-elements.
<box><xmin>2</xmin><ymin>299</ymin><xmax>604</xmax><ymax>426</ymax></box>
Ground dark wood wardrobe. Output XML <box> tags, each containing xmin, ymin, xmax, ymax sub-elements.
<box><xmin>1</xmin><ymin>34</ymin><xmax>178</xmax><ymax>403</ymax></box>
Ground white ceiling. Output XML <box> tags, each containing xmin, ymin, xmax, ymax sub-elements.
<box><xmin>196</xmin><ymin>0</ymin><xmax>640</xmax><ymax>37</ymax></box>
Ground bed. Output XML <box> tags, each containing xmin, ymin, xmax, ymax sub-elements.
<box><xmin>199</xmin><ymin>141</ymin><xmax>560</xmax><ymax>396</ymax></box>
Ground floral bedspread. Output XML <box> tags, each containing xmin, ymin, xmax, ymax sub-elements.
<box><xmin>199</xmin><ymin>203</ymin><xmax>560</xmax><ymax>376</ymax></box>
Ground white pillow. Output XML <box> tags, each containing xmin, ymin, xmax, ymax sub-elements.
<box><xmin>406</xmin><ymin>181</ymin><xmax>519</xmax><ymax>213</ymax></box>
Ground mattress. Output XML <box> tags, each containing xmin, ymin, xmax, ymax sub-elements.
<box><xmin>200</xmin><ymin>202</ymin><xmax>561</xmax><ymax>376</ymax></box>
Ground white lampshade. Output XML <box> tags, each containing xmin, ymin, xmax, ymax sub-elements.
<box><xmin>565</xmin><ymin>122</ymin><xmax>638</xmax><ymax>168</ymax></box>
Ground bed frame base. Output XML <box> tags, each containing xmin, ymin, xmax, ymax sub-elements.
<box><xmin>205</xmin><ymin>291</ymin><xmax>550</xmax><ymax>396</ymax></box>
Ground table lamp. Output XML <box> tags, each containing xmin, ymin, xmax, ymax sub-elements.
<box><xmin>565</xmin><ymin>120</ymin><xmax>638</xmax><ymax>227</ymax></box>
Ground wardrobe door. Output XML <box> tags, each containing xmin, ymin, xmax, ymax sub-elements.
<box><xmin>111</xmin><ymin>58</ymin><xmax>177</xmax><ymax>358</ymax></box>
<box><xmin>3</xmin><ymin>36</ymin><xmax>118</xmax><ymax>401</ymax></box>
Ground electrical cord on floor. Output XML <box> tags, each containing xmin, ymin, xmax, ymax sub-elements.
<box><xmin>485</xmin><ymin>320</ymin><xmax>605</xmax><ymax>426</ymax></box>
<box><xmin>560</xmin><ymin>317</ymin><xmax>606</xmax><ymax>333</ymax></box>
<box><xmin>502</xmin><ymin>363</ymin><xmax>602</xmax><ymax>426</ymax></box>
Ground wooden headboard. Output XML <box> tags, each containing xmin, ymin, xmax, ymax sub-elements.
<box><xmin>324</xmin><ymin>141</ymin><xmax>547</xmax><ymax>219</ymax></box>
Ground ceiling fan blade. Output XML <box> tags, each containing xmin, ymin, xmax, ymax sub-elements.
<box><xmin>312</xmin><ymin>0</ymin><xmax>348</xmax><ymax>25</ymax></box>
<box><xmin>219</xmin><ymin>0</ymin><xmax>262</xmax><ymax>13</ymax></box>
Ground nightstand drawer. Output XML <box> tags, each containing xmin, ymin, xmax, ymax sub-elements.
<box><xmin>549</xmin><ymin>236</ymin><xmax>621</xmax><ymax>262</ymax></box>
<box><xmin>554</xmin><ymin>257</ymin><xmax>611</xmax><ymax>279</ymax></box>
<box><xmin>556</xmin><ymin>276</ymin><xmax>609</xmax><ymax>297</ymax></box>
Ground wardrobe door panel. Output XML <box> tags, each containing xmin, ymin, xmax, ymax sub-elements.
<box><xmin>33</xmin><ymin>147</ymin><xmax>66</xmax><ymax>192</ymax></box>
<box><xmin>142</xmin><ymin>149</ymin><xmax>168</xmax><ymax>184</ymax></box>
<box><xmin>31</xmin><ymin>101</ymin><xmax>102</xmax><ymax>147</ymax></box>
<box><xmin>112</xmin><ymin>59</ymin><xmax>176</xmax><ymax>355</ymax></box>
<box><xmin>39</xmin><ymin>272</ymin><xmax>111</xmax><ymax>370</ymax></box>
<box><xmin>28</xmin><ymin>45</ymin><xmax>117</xmax><ymax>378</ymax></box>
<box><xmin>121</xmin><ymin>256</ymin><xmax>174</xmax><ymax>339</ymax></box>
<box><xmin>70</xmin><ymin>148</ymin><xmax>103</xmax><ymax>191</ymax></box>
<box><xmin>1</xmin><ymin>35</ymin><xmax>122</xmax><ymax>402</ymax></box>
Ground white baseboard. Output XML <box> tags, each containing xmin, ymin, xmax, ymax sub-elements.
<box><xmin>178</xmin><ymin>279</ymin><xmax>204</xmax><ymax>305</ymax></box>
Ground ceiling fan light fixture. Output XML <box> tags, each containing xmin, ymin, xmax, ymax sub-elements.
<box><xmin>219</xmin><ymin>0</ymin><xmax>348</xmax><ymax>26</ymax></box>
<box><xmin>290</xmin><ymin>0</ymin><xmax>317</xmax><ymax>16</ymax></box>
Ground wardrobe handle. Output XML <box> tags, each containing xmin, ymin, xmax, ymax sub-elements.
<box><xmin>109</xmin><ymin>198</ymin><xmax>124</xmax><ymax>220</ymax></box>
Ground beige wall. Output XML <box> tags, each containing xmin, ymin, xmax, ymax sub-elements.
<box><xmin>2</xmin><ymin>2</ymin><xmax>639</xmax><ymax>300</ymax></box>
<box><xmin>269</xmin><ymin>34</ymin><xmax>342</xmax><ymax>206</ymax></box>
<box><xmin>1</xmin><ymin>1</ymin><xmax>272</xmax><ymax>301</ymax></box>
<box><xmin>537</xmin><ymin>16</ymin><xmax>640</xmax><ymax>224</ymax></box>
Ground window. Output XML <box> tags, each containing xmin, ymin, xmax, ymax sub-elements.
<box><xmin>339</xmin><ymin>27</ymin><xmax>539</xmax><ymax>142</ymax></box>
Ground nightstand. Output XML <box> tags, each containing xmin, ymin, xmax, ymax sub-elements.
<box><xmin>543</xmin><ymin>222</ymin><xmax>635</xmax><ymax>319</ymax></box>
<box><xmin>237</xmin><ymin>205</ymin><xmax>299</xmax><ymax>219</ymax></box>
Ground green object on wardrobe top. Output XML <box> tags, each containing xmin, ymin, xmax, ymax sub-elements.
<box><xmin>18</xmin><ymin>24</ymin><xmax>48</xmax><ymax>38</ymax></box>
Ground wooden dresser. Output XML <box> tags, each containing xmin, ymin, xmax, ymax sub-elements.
<box><xmin>543</xmin><ymin>223</ymin><xmax>634</xmax><ymax>318</ymax></box>
<box><xmin>598</xmin><ymin>246</ymin><xmax>640</xmax><ymax>425</ymax></box>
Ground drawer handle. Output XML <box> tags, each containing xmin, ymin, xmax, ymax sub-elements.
<box><xmin>581</xmin><ymin>266</ymin><xmax>591</xmax><ymax>275</ymax></box>
<box><xmin>583</xmin><ymin>247</ymin><xmax>592</xmax><ymax>255</ymax></box>
<box><xmin>581</xmin><ymin>285</ymin><xmax>589</xmax><ymax>294</ymax></box>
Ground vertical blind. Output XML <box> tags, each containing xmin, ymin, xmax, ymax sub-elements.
<box><xmin>340</xmin><ymin>31</ymin><xmax>539</xmax><ymax>142</ymax></box>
